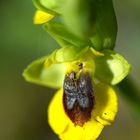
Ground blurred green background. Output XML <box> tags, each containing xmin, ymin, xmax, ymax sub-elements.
<box><xmin>0</xmin><ymin>0</ymin><xmax>140</xmax><ymax>140</ymax></box>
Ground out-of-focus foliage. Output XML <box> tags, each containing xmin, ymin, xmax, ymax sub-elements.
<box><xmin>0</xmin><ymin>0</ymin><xmax>140</xmax><ymax>140</ymax></box>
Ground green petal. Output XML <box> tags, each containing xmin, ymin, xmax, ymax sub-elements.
<box><xmin>23</xmin><ymin>56</ymin><xmax>65</xmax><ymax>88</ymax></box>
<box><xmin>94</xmin><ymin>50</ymin><xmax>131</xmax><ymax>85</ymax></box>
<box><xmin>44</xmin><ymin>22</ymin><xmax>91</xmax><ymax>48</ymax></box>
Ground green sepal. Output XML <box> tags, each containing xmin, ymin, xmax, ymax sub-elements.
<box><xmin>44</xmin><ymin>22</ymin><xmax>91</xmax><ymax>48</ymax></box>
<box><xmin>62</xmin><ymin>0</ymin><xmax>94</xmax><ymax>39</ymax></box>
<box><xmin>23</xmin><ymin>56</ymin><xmax>65</xmax><ymax>89</ymax></box>
<box><xmin>32</xmin><ymin>0</ymin><xmax>58</xmax><ymax>15</ymax></box>
<box><xmin>32</xmin><ymin>0</ymin><xmax>64</xmax><ymax>15</ymax></box>
<box><xmin>55</xmin><ymin>46</ymin><xmax>89</xmax><ymax>63</ymax></box>
<box><xmin>89</xmin><ymin>0</ymin><xmax>117</xmax><ymax>50</ymax></box>
<box><xmin>62</xmin><ymin>0</ymin><xmax>117</xmax><ymax>50</ymax></box>
<box><xmin>45</xmin><ymin>46</ymin><xmax>89</xmax><ymax>66</ymax></box>
<box><xmin>95</xmin><ymin>50</ymin><xmax>131</xmax><ymax>85</ymax></box>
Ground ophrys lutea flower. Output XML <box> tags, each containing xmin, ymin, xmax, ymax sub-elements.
<box><xmin>25</xmin><ymin>0</ymin><xmax>131</xmax><ymax>139</ymax></box>
<box><xmin>23</xmin><ymin>46</ymin><xmax>130</xmax><ymax>140</ymax></box>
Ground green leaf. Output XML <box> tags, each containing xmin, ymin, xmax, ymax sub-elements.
<box><xmin>95</xmin><ymin>50</ymin><xmax>131</xmax><ymax>85</ymax></box>
<box><xmin>44</xmin><ymin>22</ymin><xmax>91</xmax><ymax>47</ymax></box>
<box><xmin>23</xmin><ymin>56</ymin><xmax>65</xmax><ymax>89</ymax></box>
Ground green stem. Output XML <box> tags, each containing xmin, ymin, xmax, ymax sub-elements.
<box><xmin>116</xmin><ymin>76</ymin><xmax>140</xmax><ymax>118</ymax></box>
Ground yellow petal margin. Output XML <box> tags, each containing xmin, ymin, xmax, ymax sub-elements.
<box><xmin>92</xmin><ymin>83</ymin><xmax>118</xmax><ymax>125</ymax></box>
<box><xmin>34</xmin><ymin>10</ymin><xmax>54</xmax><ymax>24</ymax></box>
<box><xmin>48</xmin><ymin>83</ymin><xmax>118</xmax><ymax>140</ymax></box>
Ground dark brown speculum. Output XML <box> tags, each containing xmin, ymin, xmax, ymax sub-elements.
<box><xmin>63</xmin><ymin>71</ymin><xmax>94</xmax><ymax>126</ymax></box>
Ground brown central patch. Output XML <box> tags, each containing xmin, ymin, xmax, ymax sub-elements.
<box><xmin>63</xmin><ymin>72</ymin><xmax>94</xmax><ymax>126</ymax></box>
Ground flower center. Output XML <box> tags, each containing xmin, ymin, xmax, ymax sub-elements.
<box><xmin>63</xmin><ymin>71</ymin><xmax>94</xmax><ymax>126</ymax></box>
